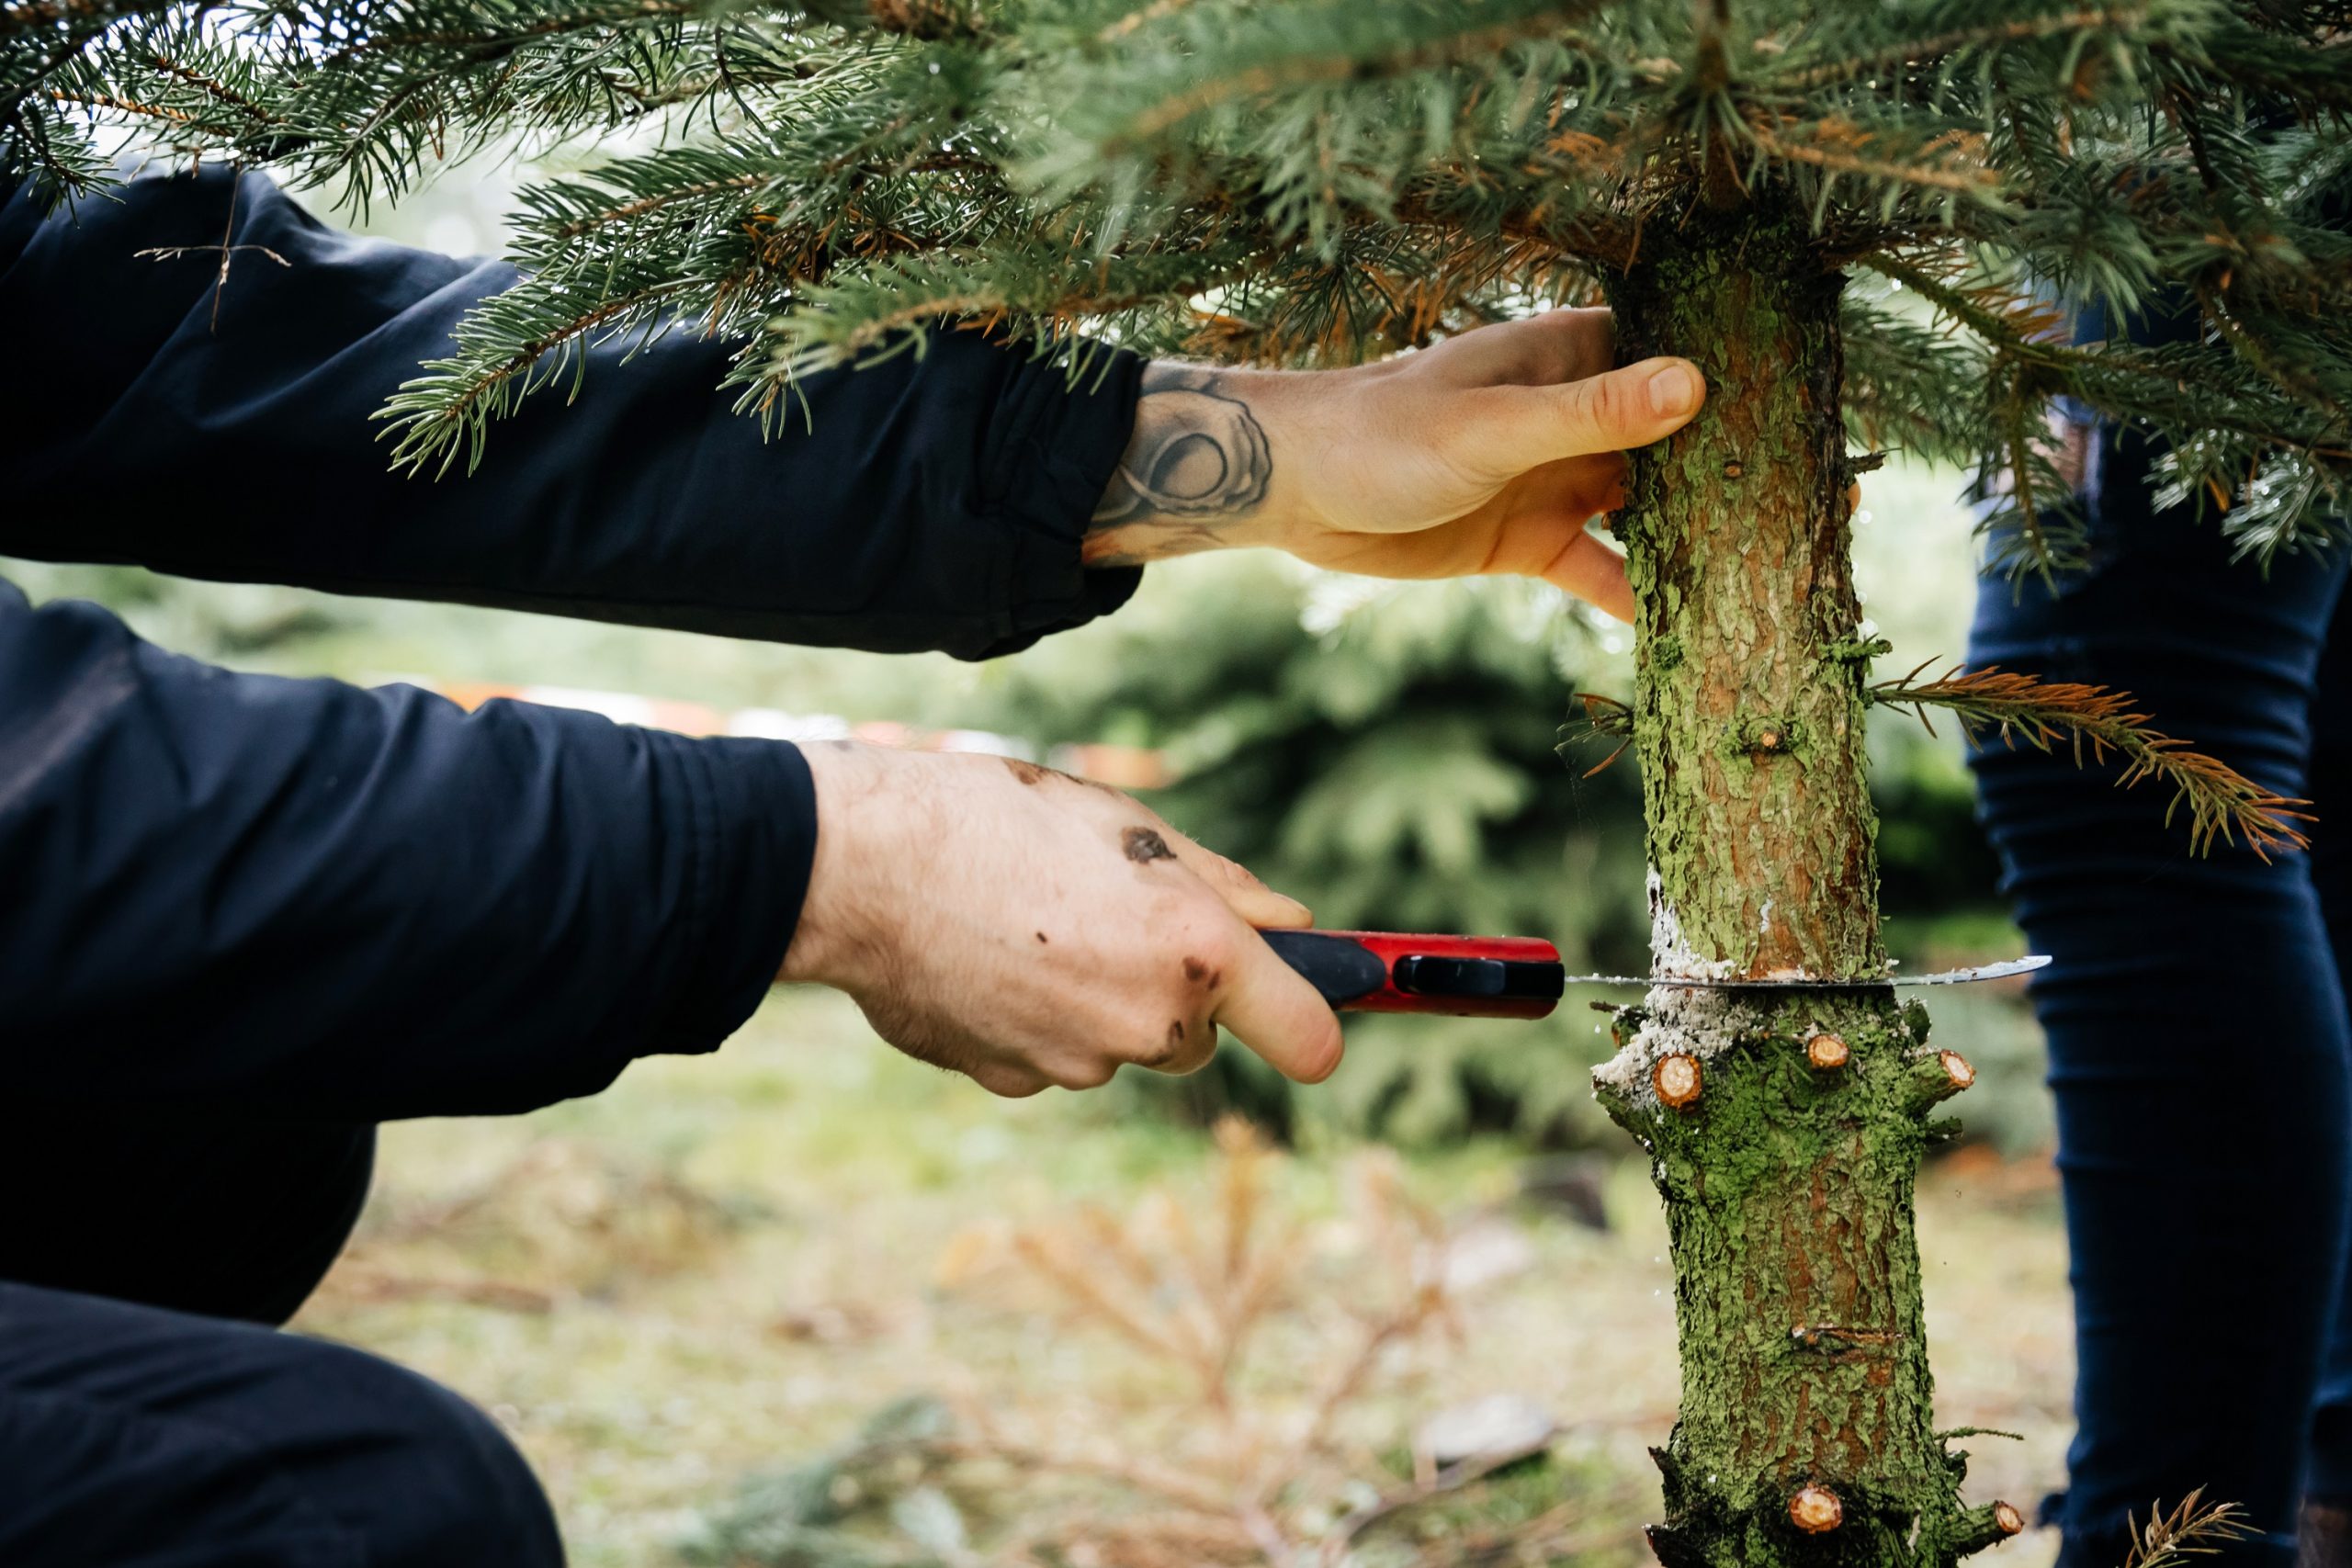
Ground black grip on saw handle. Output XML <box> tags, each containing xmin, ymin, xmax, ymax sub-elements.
<box><xmin>1261</xmin><ymin>931</ymin><xmax>1391</xmax><ymax>1007</ymax></box>
<box><xmin>1261</xmin><ymin>930</ymin><xmax>1564</xmax><ymax>1020</ymax></box>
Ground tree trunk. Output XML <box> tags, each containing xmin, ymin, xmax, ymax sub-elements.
<box><xmin>1594</xmin><ymin>211</ymin><xmax>2018</xmax><ymax>1567</ymax></box>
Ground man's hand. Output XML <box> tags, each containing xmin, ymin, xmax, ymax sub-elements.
<box><xmin>1083</xmin><ymin>309</ymin><xmax>1705</xmax><ymax>622</ymax></box>
<box><xmin>779</xmin><ymin>742</ymin><xmax>1342</xmax><ymax>1097</ymax></box>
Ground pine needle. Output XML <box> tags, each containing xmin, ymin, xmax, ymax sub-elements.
<box><xmin>2119</xmin><ymin>1489</ymin><xmax>2257</xmax><ymax>1568</ymax></box>
<box><xmin>1871</xmin><ymin>661</ymin><xmax>2312</xmax><ymax>860</ymax></box>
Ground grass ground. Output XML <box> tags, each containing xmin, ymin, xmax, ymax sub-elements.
<box><xmin>296</xmin><ymin>987</ymin><xmax>2073</xmax><ymax>1568</ymax></box>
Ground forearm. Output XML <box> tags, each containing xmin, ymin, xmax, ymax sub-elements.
<box><xmin>1083</xmin><ymin>363</ymin><xmax>1326</xmax><ymax>567</ymax></box>
<box><xmin>0</xmin><ymin>168</ymin><xmax>1145</xmax><ymax>660</ymax></box>
<box><xmin>0</xmin><ymin>582</ymin><xmax>809</xmax><ymax>1119</ymax></box>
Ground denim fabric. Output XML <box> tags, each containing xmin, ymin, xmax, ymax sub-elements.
<box><xmin>1971</xmin><ymin>402</ymin><xmax>2352</xmax><ymax>1565</ymax></box>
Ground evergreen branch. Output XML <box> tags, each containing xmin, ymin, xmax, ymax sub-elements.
<box><xmin>142</xmin><ymin>49</ymin><xmax>272</xmax><ymax>124</ymax></box>
<box><xmin>1991</xmin><ymin>363</ymin><xmax>2071</xmax><ymax>579</ymax></box>
<box><xmin>1770</xmin><ymin>5</ymin><xmax>2148</xmax><ymax>92</ymax></box>
<box><xmin>1095</xmin><ymin>0</ymin><xmax>1197</xmax><ymax>44</ymax></box>
<box><xmin>733</xmin><ymin>242</ymin><xmax>1250</xmax><ymax>402</ymax></box>
<box><xmin>868</xmin><ymin>0</ymin><xmax>981</xmax><ymax>39</ymax></box>
<box><xmin>1114</xmin><ymin>3</ymin><xmax>1599</xmax><ymax>148</ymax></box>
<box><xmin>2199</xmin><ymin>278</ymin><xmax>2349</xmax><ymax>433</ymax></box>
<box><xmin>318</xmin><ymin>0</ymin><xmax>696</xmax><ymax>65</ymax></box>
<box><xmin>1860</xmin><ymin>247</ymin><xmax>2352</xmax><ymax>562</ymax></box>
<box><xmin>548</xmin><ymin>168</ymin><xmax>769</xmax><ymax>236</ymax></box>
<box><xmin>379</xmin><ymin>275</ymin><xmax>700</xmax><ymax>475</ymax></box>
<box><xmin>0</xmin><ymin>0</ymin><xmax>170</xmax><ymax>40</ymax></box>
<box><xmin>0</xmin><ymin>19</ymin><xmax>118</xmax><ymax>128</ymax></box>
<box><xmin>1838</xmin><ymin>292</ymin><xmax>1992</xmax><ymax>463</ymax></box>
<box><xmin>0</xmin><ymin>93</ymin><xmax>105</xmax><ymax>200</ymax></box>
<box><xmin>2120</xmin><ymin>1490</ymin><xmax>2257</xmax><ymax>1568</ymax></box>
<box><xmin>1871</xmin><ymin>662</ymin><xmax>2312</xmax><ymax>859</ymax></box>
<box><xmin>47</xmin><ymin>84</ymin><xmax>186</xmax><ymax>121</ymax></box>
<box><xmin>1394</xmin><ymin>175</ymin><xmax>1638</xmax><ymax>270</ymax></box>
<box><xmin>1743</xmin><ymin>117</ymin><xmax>2000</xmax><ymax>199</ymax></box>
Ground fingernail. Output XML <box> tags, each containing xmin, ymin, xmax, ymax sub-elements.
<box><xmin>1647</xmin><ymin>363</ymin><xmax>1698</xmax><ymax>416</ymax></box>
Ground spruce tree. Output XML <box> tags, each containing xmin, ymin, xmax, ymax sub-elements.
<box><xmin>10</xmin><ymin>1</ymin><xmax>2349</xmax><ymax>1562</ymax></box>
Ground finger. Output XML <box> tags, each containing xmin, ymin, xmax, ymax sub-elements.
<box><xmin>1153</xmin><ymin>822</ymin><xmax>1314</xmax><ymax>929</ymax></box>
<box><xmin>1447</xmin><ymin>307</ymin><xmax>1615</xmax><ymax>387</ymax></box>
<box><xmin>1534</xmin><ymin>529</ymin><xmax>1635</xmax><ymax>623</ymax></box>
<box><xmin>1210</xmin><ymin>922</ymin><xmax>1346</xmax><ymax>1084</ymax></box>
<box><xmin>1463</xmin><ymin>356</ymin><xmax>1705</xmax><ymax>474</ymax></box>
<box><xmin>1134</xmin><ymin>1007</ymin><xmax>1219</xmax><ymax>1077</ymax></box>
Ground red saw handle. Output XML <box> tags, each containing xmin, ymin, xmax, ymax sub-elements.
<box><xmin>1261</xmin><ymin>930</ymin><xmax>1563</xmax><ymax>1020</ymax></box>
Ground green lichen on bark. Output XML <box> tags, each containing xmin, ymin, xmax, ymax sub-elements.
<box><xmin>1608</xmin><ymin>212</ymin><xmax>1879</xmax><ymax>981</ymax></box>
<box><xmin>1594</xmin><ymin>211</ymin><xmax>2008</xmax><ymax>1566</ymax></box>
<box><xmin>1597</xmin><ymin>992</ymin><xmax>1984</xmax><ymax>1566</ymax></box>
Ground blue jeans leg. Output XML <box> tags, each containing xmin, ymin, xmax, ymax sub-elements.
<box><xmin>1970</xmin><ymin>504</ymin><xmax>2351</xmax><ymax>1567</ymax></box>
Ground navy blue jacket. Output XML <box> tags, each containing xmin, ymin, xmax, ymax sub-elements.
<box><xmin>0</xmin><ymin>167</ymin><xmax>1144</xmax><ymax>1121</ymax></box>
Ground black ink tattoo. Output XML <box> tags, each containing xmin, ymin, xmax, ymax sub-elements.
<box><xmin>1086</xmin><ymin>365</ymin><xmax>1272</xmax><ymax>565</ymax></box>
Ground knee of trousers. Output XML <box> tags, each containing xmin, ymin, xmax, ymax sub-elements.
<box><xmin>255</xmin><ymin>1339</ymin><xmax>565</xmax><ymax>1568</ymax></box>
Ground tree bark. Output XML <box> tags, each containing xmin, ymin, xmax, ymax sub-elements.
<box><xmin>1593</xmin><ymin>211</ymin><xmax>2015</xmax><ymax>1567</ymax></box>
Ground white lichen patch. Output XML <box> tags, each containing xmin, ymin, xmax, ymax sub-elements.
<box><xmin>1647</xmin><ymin>866</ymin><xmax>1736</xmax><ymax>981</ymax></box>
<box><xmin>1592</xmin><ymin>981</ymin><xmax>1768</xmax><ymax>1109</ymax></box>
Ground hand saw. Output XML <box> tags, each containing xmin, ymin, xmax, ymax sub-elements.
<box><xmin>1262</xmin><ymin>929</ymin><xmax>2049</xmax><ymax>1021</ymax></box>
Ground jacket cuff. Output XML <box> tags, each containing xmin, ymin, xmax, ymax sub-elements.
<box><xmin>968</xmin><ymin>344</ymin><xmax>1148</xmax><ymax>661</ymax></box>
<box><xmin>645</xmin><ymin>731</ymin><xmax>815</xmax><ymax>1056</ymax></box>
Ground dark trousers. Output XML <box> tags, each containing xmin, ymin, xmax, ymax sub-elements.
<box><xmin>0</xmin><ymin>1116</ymin><xmax>565</xmax><ymax>1566</ymax></box>
<box><xmin>1971</xmin><ymin>450</ymin><xmax>2352</xmax><ymax>1565</ymax></box>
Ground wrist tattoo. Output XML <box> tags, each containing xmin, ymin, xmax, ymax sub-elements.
<box><xmin>1085</xmin><ymin>365</ymin><xmax>1271</xmax><ymax>567</ymax></box>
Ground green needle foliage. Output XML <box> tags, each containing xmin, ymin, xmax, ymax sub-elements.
<box><xmin>1871</xmin><ymin>659</ymin><xmax>2316</xmax><ymax>857</ymax></box>
<box><xmin>8</xmin><ymin>0</ymin><xmax>2346</xmax><ymax>561</ymax></box>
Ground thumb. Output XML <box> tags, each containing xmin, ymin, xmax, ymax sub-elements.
<box><xmin>1471</xmin><ymin>356</ymin><xmax>1705</xmax><ymax>473</ymax></box>
<box><xmin>1213</xmin><ymin>921</ymin><xmax>1346</xmax><ymax>1085</ymax></box>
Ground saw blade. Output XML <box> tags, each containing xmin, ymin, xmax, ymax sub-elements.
<box><xmin>1557</xmin><ymin>954</ymin><xmax>2050</xmax><ymax>989</ymax></box>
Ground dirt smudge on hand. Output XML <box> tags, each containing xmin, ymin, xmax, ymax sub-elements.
<box><xmin>1123</xmin><ymin>826</ymin><xmax>1177</xmax><ymax>864</ymax></box>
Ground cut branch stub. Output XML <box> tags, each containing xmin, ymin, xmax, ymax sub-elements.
<box><xmin>1907</xmin><ymin>1048</ymin><xmax>1976</xmax><ymax>1111</ymax></box>
<box><xmin>1953</xmin><ymin>1498</ymin><xmax>2028</xmax><ymax>1555</ymax></box>
<box><xmin>1789</xmin><ymin>1485</ymin><xmax>1844</xmax><ymax>1535</ymax></box>
<box><xmin>1654</xmin><ymin>1053</ymin><xmax>1703</xmax><ymax>1111</ymax></box>
<box><xmin>1805</xmin><ymin>1031</ymin><xmax>1850</xmax><ymax>1071</ymax></box>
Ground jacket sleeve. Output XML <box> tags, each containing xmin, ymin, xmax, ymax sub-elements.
<box><xmin>0</xmin><ymin>166</ymin><xmax>1144</xmax><ymax>1119</ymax></box>
<box><xmin>0</xmin><ymin>577</ymin><xmax>814</xmax><ymax>1119</ymax></box>
<box><xmin>0</xmin><ymin>165</ymin><xmax>1146</xmax><ymax>660</ymax></box>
